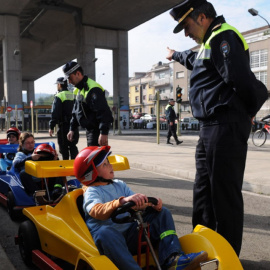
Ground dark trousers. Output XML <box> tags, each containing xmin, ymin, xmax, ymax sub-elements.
<box><xmin>86</xmin><ymin>128</ymin><xmax>100</xmax><ymax>146</ymax></box>
<box><xmin>192</xmin><ymin>120</ymin><xmax>251</xmax><ymax>256</ymax></box>
<box><xmin>57</xmin><ymin>125</ymin><xmax>79</xmax><ymax>159</ymax></box>
<box><xmin>167</xmin><ymin>122</ymin><xmax>178</xmax><ymax>142</ymax></box>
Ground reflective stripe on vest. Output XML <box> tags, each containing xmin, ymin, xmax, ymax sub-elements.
<box><xmin>56</xmin><ymin>91</ymin><xmax>74</xmax><ymax>102</ymax></box>
<box><xmin>165</xmin><ymin>104</ymin><xmax>174</xmax><ymax>111</ymax></box>
<box><xmin>75</xmin><ymin>78</ymin><xmax>104</xmax><ymax>100</ymax></box>
<box><xmin>196</xmin><ymin>23</ymin><xmax>249</xmax><ymax>60</ymax></box>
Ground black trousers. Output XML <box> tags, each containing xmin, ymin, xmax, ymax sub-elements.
<box><xmin>192</xmin><ymin>120</ymin><xmax>251</xmax><ymax>256</ymax></box>
<box><xmin>167</xmin><ymin>122</ymin><xmax>178</xmax><ymax>142</ymax></box>
<box><xmin>86</xmin><ymin>128</ymin><xmax>100</xmax><ymax>146</ymax></box>
<box><xmin>57</xmin><ymin>125</ymin><xmax>79</xmax><ymax>160</ymax></box>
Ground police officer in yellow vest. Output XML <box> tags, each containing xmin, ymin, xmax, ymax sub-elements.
<box><xmin>63</xmin><ymin>61</ymin><xmax>113</xmax><ymax>146</ymax></box>
<box><xmin>49</xmin><ymin>77</ymin><xmax>79</xmax><ymax>159</ymax></box>
<box><xmin>166</xmin><ymin>0</ymin><xmax>267</xmax><ymax>256</ymax></box>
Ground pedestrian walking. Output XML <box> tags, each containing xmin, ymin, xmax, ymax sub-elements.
<box><xmin>49</xmin><ymin>77</ymin><xmax>79</xmax><ymax>160</ymax></box>
<box><xmin>63</xmin><ymin>61</ymin><xmax>113</xmax><ymax>146</ymax></box>
<box><xmin>166</xmin><ymin>0</ymin><xmax>268</xmax><ymax>256</ymax></box>
<box><xmin>165</xmin><ymin>99</ymin><xmax>183</xmax><ymax>145</ymax></box>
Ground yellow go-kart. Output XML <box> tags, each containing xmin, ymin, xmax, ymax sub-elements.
<box><xmin>16</xmin><ymin>155</ymin><xmax>243</xmax><ymax>270</ymax></box>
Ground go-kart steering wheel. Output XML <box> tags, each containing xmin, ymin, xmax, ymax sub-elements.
<box><xmin>111</xmin><ymin>197</ymin><xmax>158</xmax><ymax>224</ymax></box>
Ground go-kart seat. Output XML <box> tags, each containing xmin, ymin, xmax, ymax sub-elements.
<box><xmin>76</xmin><ymin>194</ymin><xmax>85</xmax><ymax>220</ymax></box>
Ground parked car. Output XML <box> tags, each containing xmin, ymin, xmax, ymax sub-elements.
<box><xmin>133</xmin><ymin>112</ymin><xmax>146</xmax><ymax>119</ymax></box>
<box><xmin>140</xmin><ymin>114</ymin><xmax>156</xmax><ymax>121</ymax></box>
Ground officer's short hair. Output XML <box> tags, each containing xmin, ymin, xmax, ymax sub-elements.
<box><xmin>188</xmin><ymin>2</ymin><xmax>216</xmax><ymax>21</ymax></box>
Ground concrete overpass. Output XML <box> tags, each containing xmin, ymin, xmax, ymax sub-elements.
<box><xmin>0</xmin><ymin>0</ymin><xmax>181</xmax><ymax>109</ymax></box>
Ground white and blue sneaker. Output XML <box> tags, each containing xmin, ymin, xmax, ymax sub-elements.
<box><xmin>168</xmin><ymin>251</ymin><xmax>208</xmax><ymax>270</ymax></box>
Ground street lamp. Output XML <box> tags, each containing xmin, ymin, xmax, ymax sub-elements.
<box><xmin>248</xmin><ymin>8</ymin><xmax>270</xmax><ymax>27</ymax></box>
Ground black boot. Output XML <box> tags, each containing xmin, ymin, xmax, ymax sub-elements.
<box><xmin>167</xmin><ymin>139</ymin><xmax>173</xmax><ymax>145</ymax></box>
<box><xmin>176</xmin><ymin>140</ymin><xmax>183</xmax><ymax>145</ymax></box>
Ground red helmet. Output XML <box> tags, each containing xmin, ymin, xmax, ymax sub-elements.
<box><xmin>74</xmin><ymin>146</ymin><xmax>111</xmax><ymax>186</ymax></box>
<box><xmin>34</xmin><ymin>144</ymin><xmax>56</xmax><ymax>160</ymax></box>
<box><xmin>7</xmin><ymin>127</ymin><xmax>21</xmax><ymax>139</ymax></box>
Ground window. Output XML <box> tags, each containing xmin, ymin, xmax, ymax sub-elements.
<box><xmin>254</xmin><ymin>71</ymin><xmax>267</xmax><ymax>86</ymax></box>
<box><xmin>149</xmin><ymin>95</ymin><xmax>154</xmax><ymax>101</ymax></box>
<box><xmin>135</xmin><ymin>96</ymin><xmax>139</xmax><ymax>103</ymax></box>
<box><xmin>176</xmin><ymin>71</ymin><xmax>184</xmax><ymax>78</ymax></box>
<box><xmin>135</xmin><ymin>86</ymin><xmax>139</xmax><ymax>92</ymax></box>
<box><xmin>159</xmin><ymin>73</ymin><xmax>165</xmax><ymax>79</ymax></box>
<box><xmin>250</xmin><ymin>49</ymin><xmax>268</xmax><ymax>68</ymax></box>
<box><xmin>143</xmin><ymin>95</ymin><xmax>146</xmax><ymax>100</ymax></box>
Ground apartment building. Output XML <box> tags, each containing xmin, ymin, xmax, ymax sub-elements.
<box><xmin>129</xmin><ymin>25</ymin><xmax>270</xmax><ymax>118</ymax></box>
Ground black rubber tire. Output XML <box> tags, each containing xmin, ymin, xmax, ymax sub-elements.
<box><xmin>7</xmin><ymin>191</ymin><xmax>16</xmax><ymax>220</ymax></box>
<box><xmin>18</xmin><ymin>219</ymin><xmax>41</xmax><ymax>266</ymax></box>
<box><xmin>252</xmin><ymin>129</ymin><xmax>267</xmax><ymax>147</ymax></box>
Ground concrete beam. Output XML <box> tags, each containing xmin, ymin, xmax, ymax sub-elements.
<box><xmin>2</xmin><ymin>15</ymin><xmax>22</xmax><ymax>106</ymax></box>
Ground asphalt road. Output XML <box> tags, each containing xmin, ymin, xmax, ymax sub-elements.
<box><xmin>0</xmin><ymin>168</ymin><xmax>269</xmax><ymax>269</ymax></box>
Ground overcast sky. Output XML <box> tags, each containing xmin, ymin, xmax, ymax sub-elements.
<box><xmin>34</xmin><ymin>0</ymin><xmax>270</xmax><ymax>96</ymax></box>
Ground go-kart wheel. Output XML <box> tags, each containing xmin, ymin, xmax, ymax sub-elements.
<box><xmin>18</xmin><ymin>219</ymin><xmax>41</xmax><ymax>266</ymax></box>
<box><xmin>111</xmin><ymin>197</ymin><xmax>158</xmax><ymax>224</ymax></box>
<box><xmin>7</xmin><ymin>191</ymin><xmax>16</xmax><ymax>220</ymax></box>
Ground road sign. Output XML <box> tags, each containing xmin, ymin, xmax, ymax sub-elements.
<box><xmin>6</xmin><ymin>106</ymin><xmax>12</xmax><ymax>112</ymax></box>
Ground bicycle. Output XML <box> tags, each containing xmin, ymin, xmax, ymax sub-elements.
<box><xmin>252</xmin><ymin>121</ymin><xmax>270</xmax><ymax>147</ymax></box>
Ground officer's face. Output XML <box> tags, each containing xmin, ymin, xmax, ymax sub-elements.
<box><xmin>183</xmin><ymin>15</ymin><xmax>206</xmax><ymax>44</ymax></box>
<box><xmin>68</xmin><ymin>71</ymin><xmax>81</xmax><ymax>86</ymax></box>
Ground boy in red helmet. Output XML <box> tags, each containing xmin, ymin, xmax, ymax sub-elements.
<box><xmin>74</xmin><ymin>146</ymin><xmax>207</xmax><ymax>270</ymax></box>
<box><xmin>0</xmin><ymin>127</ymin><xmax>21</xmax><ymax>171</ymax></box>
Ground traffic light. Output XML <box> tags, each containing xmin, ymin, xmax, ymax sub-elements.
<box><xmin>176</xmin><ymin>85</ymin><xmax>182</xmax><ymax>103</ymax></box>
<box><xmin>118</xmin><ymin>96</ymin><xmax>124</xmax><ymax>108</ymax></box>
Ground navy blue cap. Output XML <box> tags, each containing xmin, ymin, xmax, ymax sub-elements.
<box><xmin>170</xmin><ymin>0</ymin><xmax>207</xmax><ymax>33</ymax></box>
<box><xmin>62</xmin><ymin>61</ymin><xmax>81</xmax><ymax>81</ymax></box>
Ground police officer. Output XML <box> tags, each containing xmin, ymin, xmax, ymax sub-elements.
<box><xmin>165</xmin><ymin>99</ymin><xmax>183</xmax><ymax>145</ymax></box>
<box><xmin>63</xmin><ymin>61</ymin><xmax>113</xmax><ymax>146</ymax></box>
<box><xmin>49</xmin><ymin>77</ymin><xmax>79</xmax><ymax>160</ymax></box>
<box><xmin>166</xmin><ymin>0</ymin><xmax>268</xmax><ymax>256</ymax></box>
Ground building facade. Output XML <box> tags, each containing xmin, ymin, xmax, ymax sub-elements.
<box><xmin>129</xmin><ymin>25</ymin><xmax>270</xmax><ymax>119</ymax></box>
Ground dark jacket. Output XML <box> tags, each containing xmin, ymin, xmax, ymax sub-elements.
<box><xmin>165</xmin><ymin>104</ymin><xmax>177</xmax><ymax>123</ymax></box>
<box><xmin>49</xmin><ymin>89</ymin><xmax>74</xmax><ymax>130</ymax></box>
<box><xmin>172</xmin><ymin>16</ymin><xmax>267</xmax><ymax>121</ymax></box>
<box><xmin>70</xmin><ymin>76</ymin><xmax>113</xmax><ymax>134</ymax></box>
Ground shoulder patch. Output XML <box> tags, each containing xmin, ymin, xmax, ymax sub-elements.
<box><xmin>220</xmin><ymin>40</ymin><xmax>230</xmax><ymax>56</ymax></box>
<box><xmin>91</xmin><ymin>93</ymin><xmax>97</xmax><ymax>100</ymax></box>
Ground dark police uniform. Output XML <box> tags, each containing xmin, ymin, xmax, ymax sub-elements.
<box><xmin>165</xmin><ymin>102</ymin><xmax>182</xmax><ymax>145</ymax></box>
<box><xmin>170</xmin><ymin>1</ymin><xmax>268</xmax><ymax>256</ymax></box>
<box><xmin>49</xmin><ymin>85</ymin><xmax>79</xmax><ymax>160</ymax></box>
<box><xmin>70</xmin><ymin>76</ymin><xmax>113</xmax><ymax>146</ymax></box>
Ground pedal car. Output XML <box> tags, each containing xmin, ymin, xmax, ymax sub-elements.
<box><xmin>0</xmin><ymin>142</ymin><xmax>80</xmax><ymax>220</ymax></box>
<box><xmin>16</xmin><ymin>155</ymin><xmax>243</xmax><ymax>270</ymax></box>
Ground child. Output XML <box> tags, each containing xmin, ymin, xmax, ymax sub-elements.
<box><xmin>74</xmin><ymin>146</ymin><xmax>208</xmax><ymax>270</ymax></box>
<box><xmin>0</xmin><ymin>127</ymin><xmax>21</xmax><ymax>171</ymax></box>
<box><xmin>13</xmin><ymin>133</ymin><xmax>62</xmax><ymax>200</ymax></box>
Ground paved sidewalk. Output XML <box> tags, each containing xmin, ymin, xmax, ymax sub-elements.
<box><xmin>30</xmin><ymin>129</ymin><xmax>270</xmax><ymax>196</ymax></box>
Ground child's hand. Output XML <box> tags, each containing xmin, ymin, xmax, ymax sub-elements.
<box><xmin>120</xmin><ymin>193</ymin><xmax>148</xmax><ymax>209</ymax></box>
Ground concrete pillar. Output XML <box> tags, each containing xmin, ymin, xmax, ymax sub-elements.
<box><xmin>2</xmin><ymin>15</ymin><xmax>22</xmax><ymax>106</ymax></box>
<box><xmin>113</xmin><ymin>30</ymin><xmax>129</xmax><ymax>107</ymax></box>
<box><xmin>22</xmin><ymin>81</ymin><xmax>35</xmax><ymax>105</ymax></box>
<box><xmin>77</xmin><ymin>25</ymin><xmax>96</xmax><ymax>80</ymax></box>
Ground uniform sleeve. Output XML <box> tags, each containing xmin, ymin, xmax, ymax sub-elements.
<box><xmin>85</xmin><ymin>88</ymin><xmax>113</xmax><ymax>135</ymax></box>
<box><xmin>167</xmin><ymin>106</ymin><xmax>175</xmax><ymax>122</ymax></box>
<box><xmin>172</xmin><ymin>50</ymin><xmax>197</xmax><ymax>70</ymax></box>
<box><xmin>49</xmin><ymin>96</ymin><xmax>62</xmax><ymax>130</ymax></box>
<box><xmin>210</xmin><ymin>30</ymin><xmax>267</xmax><ymax>116</ymax></box>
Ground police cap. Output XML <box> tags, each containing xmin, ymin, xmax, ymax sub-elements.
<box><xmin>62</xmin><ymin>61</ymin><xmax>81</xmax><ymax>81</ymax></box>
<box><xmin>170</xmin><ymin>0</ymin><xmax>207</xmax><ymax>33</ymax></box>
<box><xmin>169</xmin><ymin>98</ymin><xmax>175</xmax><ymax>103</ymax></box>
<box><xmin>55</xmin><ymin>77</ymin><xmax>65</xmax><ymax>84</ymax></box>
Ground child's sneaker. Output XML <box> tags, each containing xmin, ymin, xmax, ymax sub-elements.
<box><xmin>168</xmin><ymin>251</ymin><xmax>208</xmax><ymax>270</ymax></box>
